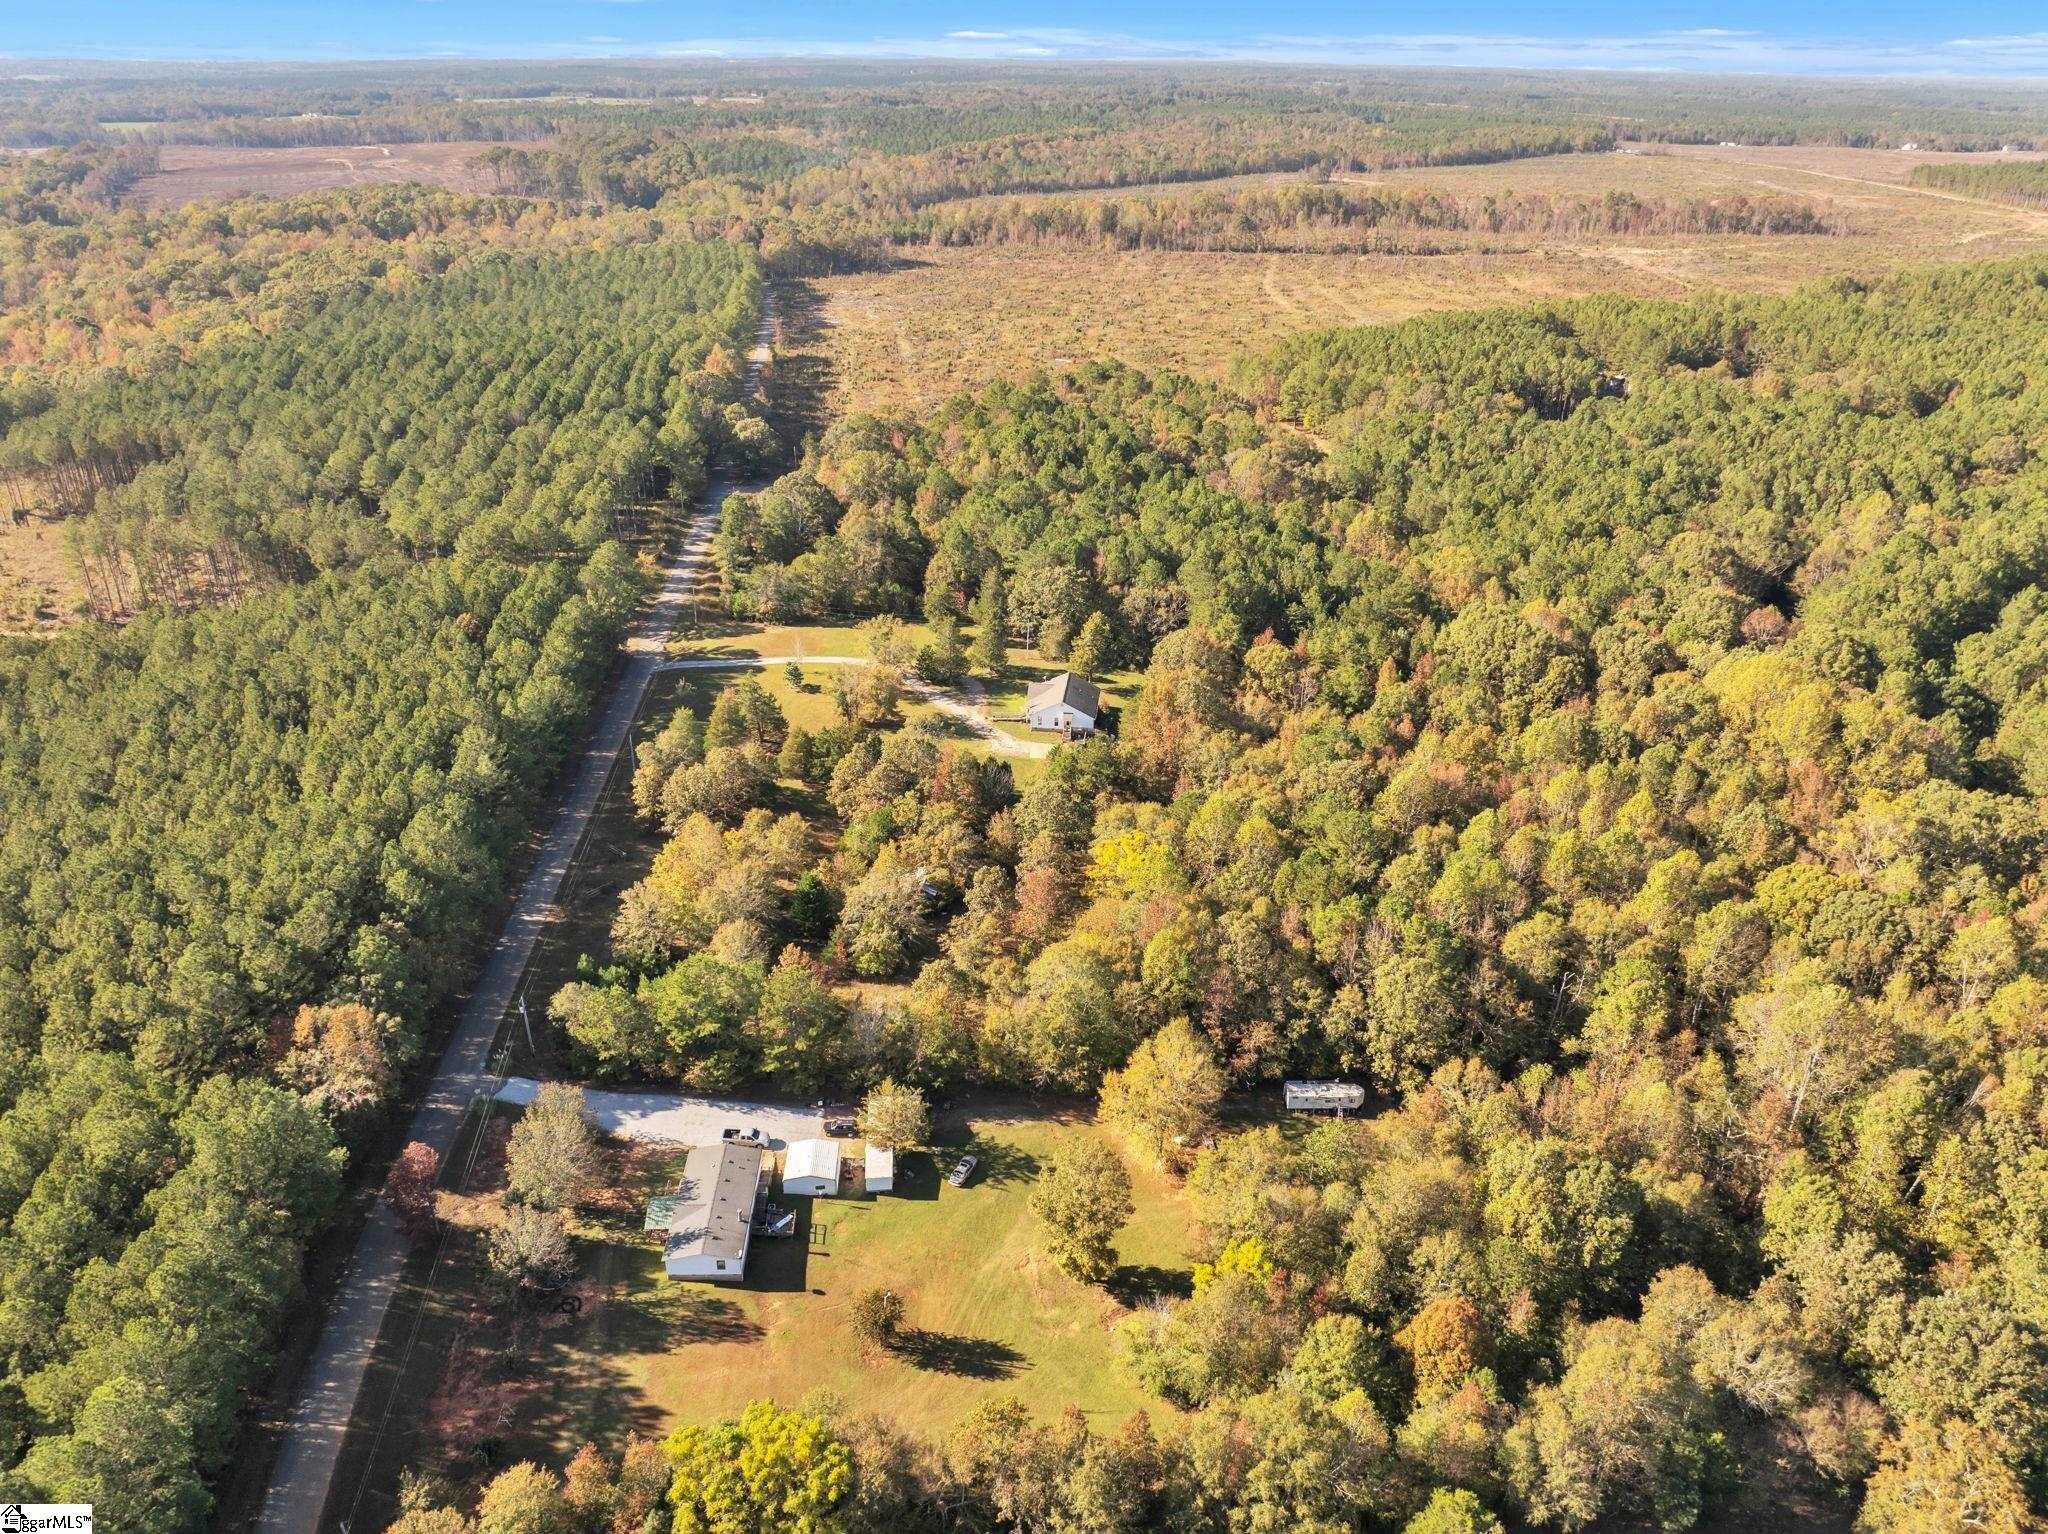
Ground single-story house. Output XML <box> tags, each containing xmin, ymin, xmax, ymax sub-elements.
<box><xmin>1024</xmin><ymin>672</ymin><xmax>1100</xmax><ymax>737</ymax></box>
<box><xmin>783</xmin><ymin>1137</ymin><xmax>842</xmax><ymax>1197</ymax></box>
<box><xmin>1284</xmin><ymin>1080</ymin><xmax>1366</xmax><ymax>1114</ymax></box>
<box><xmin>864</xmin><ymin>1144</ymin><xmax>895</xmax><ymax>1193</ymax></box>
<box><xmin>648</xmin><ymin>1140</ymin><xmax>768</xmax><ymax>1282</ymax></box>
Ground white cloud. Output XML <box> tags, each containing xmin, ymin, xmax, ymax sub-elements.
<box><xmin>584</xmin><ymin>26</ymin><xmax>2048</xmax><ymax>75</ymax></box>
<box><xmin>39</xmin><ymin>20</ymin><xmax>2048</xmax><ymax>74</ymax></box>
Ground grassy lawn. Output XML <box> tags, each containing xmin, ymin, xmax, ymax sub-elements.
<box><xmin>668</xmin><ymin>618</ymin><xmax>932</xmax><ymax>662</ymax></box>
<box><xmin>654</xmin><ymin>653</ymin><xmax>1010</xmax><ymax>767</ymax></box>
<box><xmin>665</xmin><ymin>659</ymin><xmax>849</xmax><ymax>737</ymax></box>
<box><xmin>523</xmin><ymin>1107</ymin><xmax>1191</xmax><ymax>1456</ymax></box>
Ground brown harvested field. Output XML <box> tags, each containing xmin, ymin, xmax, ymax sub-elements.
<box><xmin>803</xmin><ymin>146</ymin><xmax>2048</xmax><ymax>416</ymax></box>
<box><xmin>129</xmin><ymin>140</ymin><xmax>538</xmax><ymax>209</ymax></box>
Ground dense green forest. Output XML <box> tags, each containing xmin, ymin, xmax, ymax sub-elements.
<box><xmin>4</xmin><ymin>238</ymin><xmax>763</xmax><ymax>608</ymax></box>
<box><xmin>894</xmin><ymin>182</ymin><xmax>1843</xmax><ymax>254</ymax></box>
<box><xmin>477</xmin><ymin>116</ymin><xmax>1613</xmax><ymax>213</ymax></box>
<box><xmin>0</xmin><ymin>166</ymin><xmax>654</xmax><ymax>377</ymax></box>
<box><xmin>1912</xmin><ymin>158</ymin><xmax>2048</xmax><ymax>208</ymax></box>
<box><xmin>0</xmin><ymin>238</ymin><xmax>761</xmax><ymax>1525</ymax></box>
<box><xmin>467</xmin><ymin>117</ymin><xmax>1615</xmax><ymax>276</ymax></box>
<box><xmin>523</xmin><ymin>259</ymin><xmax>2048</xmax><ymax>1532</ymax></box>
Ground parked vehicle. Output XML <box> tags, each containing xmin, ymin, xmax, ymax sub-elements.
<box><xmin>722</xmin><ymin>1126</ymin><xmax>766</xmax><ymax>1146</ymax></box>
<box><xmin>825</xmin><ymin>1118</ymin><xmax>857</xmax><ymax>1137</ymax></box>
<box><xmin>948</xmin><ymin>1153</ymin><xmax>979</xmax><ymax>1188</ymax></box>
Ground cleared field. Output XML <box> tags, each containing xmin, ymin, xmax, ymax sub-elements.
<box><xmin>667</xmin><ymin>618</ymin><xmax>885</xmax><ymax>663</ymax></box>
<box><xmin>804</xmin><ymin>146</ymin><xmax>2048</xmax><ymax>415</ymax></box>
<box><xmin>128</xmin><ymin>139</ymin><xmax>535</xmax><ymax>208</ymax></box>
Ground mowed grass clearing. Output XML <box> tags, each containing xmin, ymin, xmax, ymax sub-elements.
<box><xmin>526</xmin><ymin>1108</ymin><xmax>1192</xmax><ymax>1455</ymax></box>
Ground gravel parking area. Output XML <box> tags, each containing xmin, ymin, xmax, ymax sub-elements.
<box><xmin>495</xmin><ymin>1077</ymin><xmax>832</xmax><ymax>1148</ymax></box>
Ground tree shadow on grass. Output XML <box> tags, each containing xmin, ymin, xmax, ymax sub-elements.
<box><xmin>1106</xmin><ymin>1263</ymin><xmax>1193</xmax><ymax>1308</ymax></box>
<box><xmin>614</xmin><ymin>1285</ymin><xmax>764</xmax><ymax>1350</ymax></box>
<box><xmin>892</xmin><ymin>1328</ymin><xmax>1026</xmax><ymax>1379</ymax></box>
<box><xmin>515</xmin><ymin>1253</ymin><xmax>768</xmax><ymax>1452</ymax></box>
<box><xmin>970</xmin><ymin>1135</ymin><xmax>1040</xmax><ymax>1187</ymax></box>
<box><xmin>933</xmin><ymin>1130</ymin><xmax>1039</xmax><ymax>1188</ymax></box>
<box><xmin>885</xmin><ymin>1150</ymin><xmax>941</xmax><ymax>1202</ymax></box>
<box><xmin>763</xmin><ymin>277</ymin><xmax>839</xmax><ymax>449</ymax></box>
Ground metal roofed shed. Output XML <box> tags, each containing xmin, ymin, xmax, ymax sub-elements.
<box><xmin>1024</xmin><ymin>672</ymin><xmax>1100</xmax><ymax>736</ymax></box>
<box><xmin>783</xmin><ymin>1137</ymin><xmax>843</xmax><ymax>1197</ymax></box>
<box><xmin>1285</xmin><ymin>1080</ymin><xmax>1366</xmax><ymax>1114</ymax></box>
<box><xmin>863</xmin><ymin>1143</ymin><xmax>895</xmax><ymax>1193</ymax></box>
<box><xmin>649</xmin><ymin>1140</ymin><xmax>768</xmax><ymax>1282</ymax></box>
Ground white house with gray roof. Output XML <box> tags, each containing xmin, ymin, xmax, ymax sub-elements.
<box><xmin>647</xmin><ymin>1140</ymin><xmax>768</xmax><ymax>1281</ymax></box>
<box><xmin>1024</xmin><ymin>672</ymin><xmax>1100</xmax><ymax>737</ymax></box>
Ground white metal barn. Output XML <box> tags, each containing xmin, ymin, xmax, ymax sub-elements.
<box><xmin>783</xmin><ymin>1138</ymin><xmax>843</xmax><ymax>1197</ymax></box>
<box><xmin>1285</xmin><ymin>1080</ymin><xmax>1366</xmax><ymax>1114</ymax></box>
<box><xmin>864</xmin><ymin>1144</ymin><xmax>895</xmax><ymax>1193</ymax></box>
<box><xmin>1024</xmin><ymin>672</ymin><xmax>1100</xmax><ymax>737</ymax></box>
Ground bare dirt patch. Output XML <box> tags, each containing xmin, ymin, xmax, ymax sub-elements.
<box><xmin>0</xmin><ymin>512</ymin><xmax>85</xmax><ymax>633</ymax></box>
<box><xmin>128</xmin><ymin>140</ymin><xmax>537</xmax><ymax>209</ymax></box>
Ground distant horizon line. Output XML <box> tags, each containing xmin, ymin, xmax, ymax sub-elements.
<box><xmin>7</xmin><ymin>56</ymin><xmax>2048</xmax><ymax>83</ymax></box>
<box><xmin>6</xmin><ymin>35</ymin><xmax>2048</xmax><ymax>80</ymax></box>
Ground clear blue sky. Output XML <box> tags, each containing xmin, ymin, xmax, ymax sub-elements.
<box><xmin>8</xmin><ymin>1</ymin><xmax>2048</xmax><ymax>75</ymax></box>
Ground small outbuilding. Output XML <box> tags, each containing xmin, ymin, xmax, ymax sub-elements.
<box><xmin>1025</xmin><ymin>672</ymin><xmax>1100</xmax><ymax>737</ymax></box>
<box><xmin>1285</xmin><ymin>1080</ymin><xmax>1366</xmax><ymax>1115</ymax></box>
<box><xmin>864</xmin><ymin>1144</ymin><xmax>895</xmax><ymax>1193</ymax></box>
<box><xmin>783</xmin><ymin>1138</ymin><xmax>843</xmax><ymax>1197</ymax></box>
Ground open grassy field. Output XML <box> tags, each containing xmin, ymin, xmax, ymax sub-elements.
<box><xmin>667</xmin><ymin>617</ymin><xmax>888</xmax><ymax>663</ymax></box>
<box><xmin>800</xmin><ymin>145</ymin><xmax>2048</xmax><ymax>415</ymax></box>
<box><xmin>128</xmin><ymin>140</ymin><xmax>535</xmax><ymax>208</ymax></box>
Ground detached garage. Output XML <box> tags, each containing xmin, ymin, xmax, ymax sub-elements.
<box><xmin>783</xmin><ymin>1138</ymin><xmax>842</xmax><ymax>1197</ymax></box>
